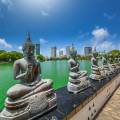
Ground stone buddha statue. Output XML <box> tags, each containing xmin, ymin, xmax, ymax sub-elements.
<box><xmin>89</xmin><ymin>51</ymin><xmax>103</xmax><ymax>81</ymax></box>
<box><xmin>0</xmin><ymin>33</ymin><xmax>57</xmax><ymax>120</ymax></box>
<box><xmin>67</xmin><ymin>45</ymin><xmax>90</xmax><ymax>94</ymax></box>
<box><xmin>114</xmin><ymin>54</ymin><xmax>120</xmax><ymax>71</ymax></box>
<box><xmin>101</xmin><ymin>54</ymin><xmax>111</xmax><ymax>77</ymax></box>
<box><xmin>108</xmin><ymin>54</ymin><xmax>116</xmax><ymax>73</ymax></box>
<box><xmin>118</xmin><ymin>55</ymin><xmax>120</xmax><ymax>72</ymax></box>
<box><xmin>118</xmin><ymin>55</ymin><xmax>120</xmax><ymax>67</ymax></box>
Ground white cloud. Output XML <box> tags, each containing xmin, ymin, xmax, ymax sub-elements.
<box><xmin>92</xmin><ymin>28</ymin><xmax>109</xmax><ymax>41</ymax></box>
<box><xmin>92</xmin><ymin>27</ymin><xmax>119</xmax><ymax>52</ymax></box>
<box><xmin>40</xmin><ymin>38</ymin><xmax>48</xmax><ymax>44</ymax></box>
<box><xmin>41</xmin><ymin>10</ymin><xmax>49</xmax><ymax>16</ymax></box>
<box><xmin>99</xmin><ymin>41</ymin><xmax>115</xmax><ymax>50</ymax></box>
<box><xmin>18</xmin><ymin>46</ymin><xmax>22</xmax><ymax>50</ymax></box>
<box><xmin>92</xmin><ymin>27</ymin><xmax>110</xmax><ymax>50</ymax></box>
<box><xmin>0</xmin><ymin>38</ymin><xmax>12</xmax><ymax>48</ymax></box>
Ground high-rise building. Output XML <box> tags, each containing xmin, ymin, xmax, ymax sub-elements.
<box><xmin>66</xmin><ymin>46</ymin><xmax>71</xmax><ymax>58</ymax></box>
<box><xmin>59</xmin><ymin>50</ymin><xmax>64</xmax><ymax>57</ymax></box>
<box><xmin>84</xmin><ymin>47</ymin><xmax>92</xmax><ymax>56</ymax></box>
<box><xmin>35</xmin><ymin>44</ymin><xmax>40</xmax><ymax>55</ymax></box>
<box><xmin>51</xmin><ymin>47</ymin><xmax>57</xmax><ymax>58</ymax></box>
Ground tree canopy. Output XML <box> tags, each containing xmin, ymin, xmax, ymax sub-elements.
<box><xmin>0</xmin><ymin>51</ymin><xmax>23</xmax><ymax>62</ymax></box>
<box><xmin>0</xmin><ymin>49</ymin><xmax>120</xmax><ymax>63</ymax></box>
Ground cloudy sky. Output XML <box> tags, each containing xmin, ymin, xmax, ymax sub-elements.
<box><xmin>0</xmin><ymin>0</ymin><xmax>120</xmax><ymax>56</ymax></box>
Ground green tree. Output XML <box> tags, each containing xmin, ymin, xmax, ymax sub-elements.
<box><xmin>8</xmin><ymin>51</ymin><xmax>23</xmax><ymax>62</ymax></box>
<box><xmin>0</xmin><ymin>52</ymin><xmax>10</xmax><ymax>62</ymax></box>
<box><xmin>0</xmin><ymin>50</ymin><xmax>6</xmax><ymax>54</ymax></box>
<box><xmin>37</xmin><ymin>54</ymin><xmax>46</xmax><ymax>62</ymax></box>
<box><xmin>0</xmin><ymin>51</ymin><xmax>23</xmax><ymax>62</ymax></box>
<box><xmin>109</xmin><ymin>50</ymin><xmax>120</xmax><ymax>56</ymax></box>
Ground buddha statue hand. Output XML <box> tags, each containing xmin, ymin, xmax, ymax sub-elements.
<box><xmin>27</xmin><ymin>63</ymin><xmax>33</xmax><ymax>73</ymax></box>
<box><xmin>25</xmin><ymin>63</ymin><xmax>33</xmax><ymax>80</ymax></box>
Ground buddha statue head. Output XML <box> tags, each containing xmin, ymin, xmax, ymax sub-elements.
<box><xmin>22</xmin><ymin>33</ymin><xmax>35</xmax><ymax>59</ymax></box>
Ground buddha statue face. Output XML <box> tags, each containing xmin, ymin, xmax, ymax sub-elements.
<box><xmin>23</xmin><ymin>44</ymin><xmax>35</xmax><ymax>58</ymax></box>
<box><xmin>22</xmin><ymin>33</ymin><xmax>35</xmax><ymax>59</ymax></box>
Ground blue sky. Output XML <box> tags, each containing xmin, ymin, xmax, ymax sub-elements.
<box><xmin>0</xmin><ymin>0</ymin><xmax>120</xmax><ymax>56</ymax></box>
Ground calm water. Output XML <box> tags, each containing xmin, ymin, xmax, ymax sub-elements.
<box><xmin>0</xmin><ymin>60</ymin><xmax>91</xmax><ymax>110</ymax></box>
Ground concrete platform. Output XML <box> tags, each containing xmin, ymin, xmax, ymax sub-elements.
<box><xmin>96</xmin><ymin>86</ymin><xmax>120</xmax><ymax>120</ymax></box>
<box><xmin>36</xmin><ymin>73</ymin><xmax>119</xmax><ymax>120</ymax></box>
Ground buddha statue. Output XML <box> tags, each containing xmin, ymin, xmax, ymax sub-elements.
<box><xmin>89</xmin><ymin>51</ymin><xmax>103</xmax><ymax>81</ymax></box>
<box><xmin>118</xmin><ymin>55</ymin><xmax>120</xmax><ymax>72</ymax></box>
<box><xmin>67</xmin><ymin>46</ymin><xmax>90</xmax><ymax>94</ymax></box>
<box><xmin>0</xmin><ymin>33</ymin><xmax>57</xmax><ymax>120</ymax></box>
<box><xmin>101</xmin><ymin>54</ymin><xmax>111</xmax><ymax>77</ymax></box>
<box><xmin>118</xmin><ymin>55</ymin><xmax>120</xmax><ymax>67</ymax></box>
<box><xmin>114</xmin><ymin>54</ymin><xmax>120</xmax><ymax>71</ymax></box>
<box><xmin>108</xmin><ymin>54</ymin><xmax>116</xmax><ymax>73</ymax></box>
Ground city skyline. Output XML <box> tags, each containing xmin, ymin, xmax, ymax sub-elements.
<box><xmin>0</xmin><ymin>0</ymin><xmax>120</xmax><ymax>56</ymax></box>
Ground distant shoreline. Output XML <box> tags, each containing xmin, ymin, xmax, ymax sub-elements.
<box><xmin>0</xmin><ymin>60</ymin><xmax>90</xmax><ymax>65</ymax></box>
<box><xmin>0</xmin><ymin>62</ymin><xmax>13</xmax><ymax>64</ymax></box>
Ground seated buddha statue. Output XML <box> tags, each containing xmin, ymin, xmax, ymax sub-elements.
<box><xmin>89</xmin><ymin>51</ymin><xmax>103</xmax><ymax>81</ymax></box>
<box><xmin>108</xmin><ymin>55</ymin><xmax>116</xmax><ymax>73</ymax></box>
<box><xmin>67</xmin><ymin>46</ymin><xmax>90</xmax><ymax>94</ymax></box>
<box><xmin>101</xmin><ymin>54</ymin><xmax>111</xmax><ymax>76</ymax></box>
<box><xmin>114</xmin><ymin>54</ymin><xmax>120</xmax><ymax>71</ymax></box>
<box><xmin>118</xmin><ymin>55</ymin><xmax>120</xmax><ymax>69</ymax></box>
<box><xmin>118</xmin><ymin>56</ymin><xmax>120</xmax><ymax>72</ymax></box>
<box><xmin>0</xmin><ymin>33</ymin><xmax>57</xmax><ymax>120</ymax></box>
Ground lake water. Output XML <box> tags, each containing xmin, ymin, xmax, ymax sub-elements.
<box><xmin>0</xmin><ymin>60</ymin><xmax>91</xmax><ymax>110</ymax></box>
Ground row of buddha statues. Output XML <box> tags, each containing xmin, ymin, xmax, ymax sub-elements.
<box><xmin>67</xmin><ymin>47</ymin><xmax>120</xmax><ymax>94</ymax></box>
<box><xmin>0</xmin><ymin>34</ymin><xmax>120</xmax><ymax>120</ymax></box>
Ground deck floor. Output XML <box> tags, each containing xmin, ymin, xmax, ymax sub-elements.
<box><xmin>96</xmin><ymin>86</ymin><xmax>120</xmax><ymax>120</ymax></box>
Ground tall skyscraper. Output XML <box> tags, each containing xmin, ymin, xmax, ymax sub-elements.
<box><xmin>51</xmin><ymin>47</ymin><xmax>57</xmax><ymax>58</ymax></box>
<box><xmin>35</xmin><ymin>44</ymin><xmax>40</xmax><ymax>55</ymax></box>
<box><xmin>84</xmin><ymin>47</ymin><xmax>92</xmax><ymax>56</ymax></box>
<box><xmin>66</xmin><ymin>46</ymin><xmax>71</xmax><ymax>58</ymax></box>
<box><xmin>59</xmin><ymin>50</ymin><xmax>64</xmax><ymax>57</ymax></box>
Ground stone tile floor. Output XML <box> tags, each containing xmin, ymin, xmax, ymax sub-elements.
<box><xmin>96</xmin><ymin>86</ymin><xmax>120</xmax><ymax>120</ymax></box>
